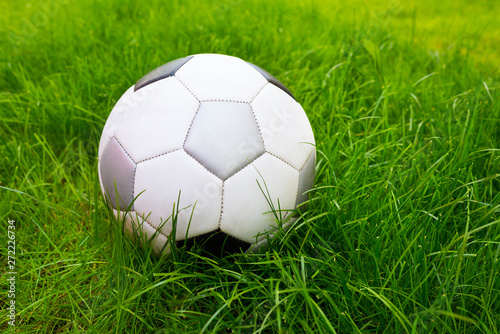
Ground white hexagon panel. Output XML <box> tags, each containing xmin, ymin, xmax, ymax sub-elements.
<box><xmin>175</xmin><ymin>54</ymin><xmax>268</xmax><ymax>102</ymax></box>
<box><xmin>98</xmin><ymin>53</ymin><xmax>316</xmax><ymax>256</ymax></box>
<box><xmin>220</xmin><ymin>153</ymin><xmax>299</xmax><ymax>244</ymax></box>
<box><xmin>134</xmin><ymin>150</ymin><xmax>223</xmax><ymax>240</ymax></box>
<box><xmin>114</xmin><ymin>77</ymin><xmax>199</xmax><ymax>163</ymax></box>
<box><xmin>251</xmin><ymin>83</ymin><xmax>315</xmax><ymax>170</ymax></box>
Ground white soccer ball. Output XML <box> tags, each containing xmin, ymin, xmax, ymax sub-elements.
<box><xmin>98</xmin><ymin>54</ymin><xmax>315</xmax><ymax>255</ymax></box>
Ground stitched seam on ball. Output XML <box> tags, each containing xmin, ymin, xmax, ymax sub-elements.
<box><xmin>175</xmin><ymin>76</ymin><xmax>200</xmax><ymax>101</ymax></box>
<box><xmin>218</xmin><ymin>183</ymin><xmax>224</xmax><ymax>229</ymax></box>
<box><xmin>136</xmin><ymin>148</ymin><xmax>183</xmax><ymax>164</ymax></box>
<box><xmin>183</xmin><ymin>149</ymin><xmax>223</xmax><ymax>181</ymax></box>
<box><xmin>112</xmin><ymin>136</ymin><xmax>137</xmax><ymax>211</ymax></box>
<box><xmin>182</xmin><ymin>103</ymin><xmax>202</xmax><ymax>148</ymax></box>
<box><xmin>224</xmin><ymin>151</ymin><xmax>266</xmax><ymax>183</ymax></box>
<box><xmin>200</xmin><ymin>99</ymin><xmax>249</xmax><ymax>103</ymax></box>
<box><xmin>133</xmin><ymin>212</ymin><xmax>174</xmax><ymax>241</ymax></box>
<box><xmin>248</xmin><ymin>103</ymin><xmax>266</xmax><ymax>151</ymax></box>
<box><xmin>293</xmin><ymin>168</ymin><xmax>302</xmax><ymax>209</ymax></box>
<box><xmin>249</xmin><ymin>81</ymin><xmax>269</xmax><ymax>103</ymax></box>
<box><xmin>300</xmin><ymin>149</ymin><xmax>315</xmax><ymax>172</ymax></box>
<box><xmin>265</xmin><ymin>150</ymin><xmax>297</xmax><ymax>171</ymax></box>
<box><xmin>139</xmin><ymin>213</ymin><xmax>170</xmax><ymax>239</ymax></box>
<box><xmin>100</xmin><ymin>87</ymin><xmax>135</xmax><ymax>156</ymax></box>
<box><xmin>113</xmin><ymin>136</ymin><xmax>137</xmax><ymax>164</ymax></box>
<box><xmin>294</xmin><ymin>150</ymin><xmax>315</xmax><ymax>207</ymax></box>
<box><xmin>224</xmin><ymin>232</ymin><xmax>249</xmax><ymax>248</ymax></box>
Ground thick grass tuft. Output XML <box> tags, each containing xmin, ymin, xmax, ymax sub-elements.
<box><xmin>1</xmin><ymin>0</ymin><xmax>499</xmax><ymax>332</ymax></box>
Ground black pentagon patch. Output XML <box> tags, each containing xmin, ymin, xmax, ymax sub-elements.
<box><xmin>176</xmin><ymin>229</ymin><xmax>251</xmax><ymax>257</ymax></box>
<box><xmin>134</xmin><ymin>56</ymin><xmax>194</xmax><ymax>91</ymax></box>
<box><xmin>247</xmin><ymin>62</ymin><xmax>296</xmax><ymax>100</ymax></box>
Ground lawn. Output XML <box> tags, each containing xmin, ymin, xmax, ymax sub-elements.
<box><xmin>1</xmin><ymin>0</ymin><xmax>499</xmax><ymax>333</ymax></box>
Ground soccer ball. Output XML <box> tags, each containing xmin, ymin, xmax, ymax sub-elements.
<box><xmin>98</xmin><ymin>54</ymin><xmax>315</xmax><ymax>255</ymax></box>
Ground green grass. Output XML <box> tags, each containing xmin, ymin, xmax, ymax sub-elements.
<box><xmin>1</xmin><ymin>0</ymin><xmax>499</xmax><ymax>332</ymax></box>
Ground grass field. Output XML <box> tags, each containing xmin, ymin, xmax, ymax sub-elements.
<box><xmin>1</xmin><ymin>0</ymin><xmax>500</xmax><ymax>332</ymax></box>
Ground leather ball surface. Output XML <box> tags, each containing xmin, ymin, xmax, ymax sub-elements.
<box><xmin>98</xmin><ymin>54</ymin><xmax>315</xmax><ymax>255</ymax></box>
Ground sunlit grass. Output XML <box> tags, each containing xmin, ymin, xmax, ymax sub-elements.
<box><xmin>1</xmin><ymin>0</ymin><xmax>499</xmax><ymax>333</ymax></box>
